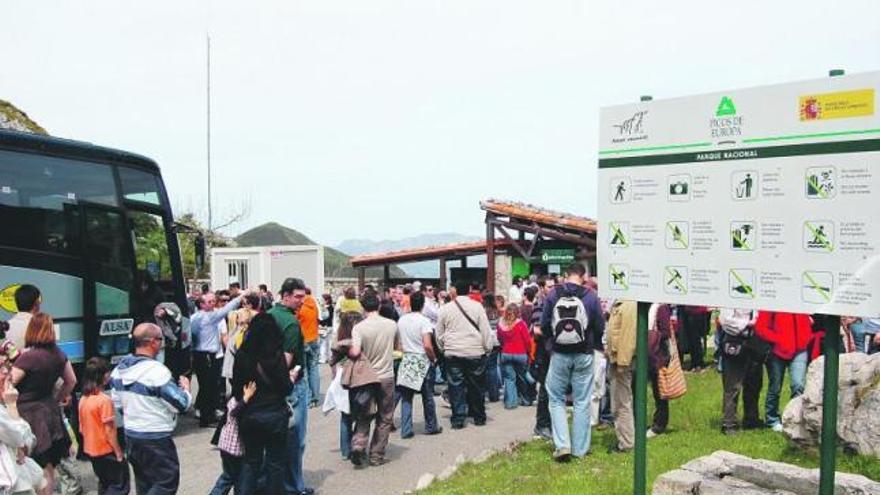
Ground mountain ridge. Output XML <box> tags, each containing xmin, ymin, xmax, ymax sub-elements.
<box><xmin>235</xmin><ymin>222</ymin><xmax>406</xmax><ymax>278</ymax></box>
<box><xmin>335</xmin><ymin>232</ymin><xmax>482</xmax><ymax>278</ymax></box>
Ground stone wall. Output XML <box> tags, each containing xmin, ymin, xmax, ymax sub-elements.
<box><xmin>324</xmin><ymin>277</ymin><xmax>380</xmax><ymax>297</ymax></box>
<box><xmin>654</xmin><ymin>450</ymin><xmax>880</xmax><ymax>494</ymax></box>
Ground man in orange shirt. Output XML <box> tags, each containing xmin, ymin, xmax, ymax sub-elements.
<box><xmin>299</xmin><ymin>288</ymin><xmax>321</xmax><ymax>407</ymax></box>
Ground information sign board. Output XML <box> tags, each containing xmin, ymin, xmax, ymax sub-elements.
<box><xmin>598</xmin><ymin>72</ymin><xmax>879</xmax><ymax>316</ymax></box>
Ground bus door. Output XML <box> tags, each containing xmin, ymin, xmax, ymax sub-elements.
<box><xmin>81</xmin><ymin>204</ymin><xmax>135</xmax><ymax>363</ymax></box>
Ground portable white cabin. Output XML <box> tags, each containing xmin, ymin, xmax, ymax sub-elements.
<box><xmin>210</xmin><ymin>245</ymin><xmax>324</xmax><ymax>294</ymax></box>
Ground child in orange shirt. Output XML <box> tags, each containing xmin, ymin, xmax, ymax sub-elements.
<box><xmin>78</xmin><ymin>358</ymin><xmax>129</xmax><ymax>495</ymax></box>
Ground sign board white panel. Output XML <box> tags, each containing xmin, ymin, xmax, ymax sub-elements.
<box><xmin>598</xmin><ymin>72</ymin><xmax>880</xmax><ymax>316</ymax></box>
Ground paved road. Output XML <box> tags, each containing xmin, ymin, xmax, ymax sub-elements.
<box><xmin>69</xmin><ymin>366</ymin><xmax>537</xmax><ymax>494</ymax></box>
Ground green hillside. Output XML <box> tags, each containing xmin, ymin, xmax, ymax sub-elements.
<box><xmin>0</xmin><ymin>99</ymin><xmax>48</xmax><ymax>134</ymax></box>
<box><xmin>235</xmin><ymin>222</ymin><xmax>406</xmax><ymax>278</ymax></box>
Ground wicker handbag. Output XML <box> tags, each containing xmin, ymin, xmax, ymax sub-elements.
<box><xmin>658</xmin><ymin>334</ymin><xmax>687</xmax><ymax>400</ymax></box>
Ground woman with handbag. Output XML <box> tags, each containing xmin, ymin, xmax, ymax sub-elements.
<box><xmin>647</xmin><ymin>303</ymin><xmax>674</xmax><ymax>437</ymax></box>
<box><xmin>329</xmin><ymin>311</ymin><xmax>365</xmax><ymax>459</ymax></box>
<box><xmin>232</xmin><ymin>313</ymin><xmax>294</xmax><ymax>495</ymax></box>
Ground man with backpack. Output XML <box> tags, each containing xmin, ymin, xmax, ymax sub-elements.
<box><xmin>717</xmin><ymin>308</ymin><xmax>764</xmax><ymax>435</ymax></box>
<box><xmin>540</xmin><ymin>263</ymin><xmax>605</xmax><ymax>461</ymax></box>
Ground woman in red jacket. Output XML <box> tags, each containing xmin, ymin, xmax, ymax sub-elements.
<box><xmin>497</xmin><ymin>304</ymin><xmax>535</xmax><ymax>409</ymax></box>
<box><xmin>754</xmin><ymin>311</ymin><xmax>812</xmax><ymax>432</ymax></box>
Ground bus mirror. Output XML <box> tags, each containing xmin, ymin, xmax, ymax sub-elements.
<box><xmin>194</xmin><ymin>235</ymin><xmax>205</xmax><ymax>272</ymax></box>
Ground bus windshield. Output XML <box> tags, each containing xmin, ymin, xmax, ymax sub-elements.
<box><xmin>0</xmin><ymin>150</ymin><xmax>117</xmax><ymax>256</ymax></box>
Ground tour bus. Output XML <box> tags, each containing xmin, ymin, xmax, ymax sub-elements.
<box><xmin>0</xmin><ymin>129</ymin><xmax>191</xmax><ymax>369</ymax></box>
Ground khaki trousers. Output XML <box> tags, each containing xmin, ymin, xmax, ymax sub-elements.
<box><xmin>352</xmin><ymin>378</ymin><xmax>396</xmax><ymax>461</ymax></box>
<box><xmin>610</xmin><ymin>363</ymin><xmax>634</xmax><ymax>451</ymax></box>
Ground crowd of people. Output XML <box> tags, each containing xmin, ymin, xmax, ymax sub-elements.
<box><xmin>0</xmin><ymin>265</ymin><xmax>876</xmax><ymax>494</ymax></box>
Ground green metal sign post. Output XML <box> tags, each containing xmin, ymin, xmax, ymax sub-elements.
<box><xmin>633</xmin><ymin>301</ymin><xmax>650</xmax><ymax>494</ymax></box>
<box><xmin>819</xmin><ymin>314</ymin><xmax>841</xmax><ymax>494</ymax></box>
<box><xmin>817</xmin><ymin>69</ymin><xmax>845</xmax><ymax>495</ymax></box>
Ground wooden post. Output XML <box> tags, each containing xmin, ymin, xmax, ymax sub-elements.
<box><xmin>357</xmin><ymin>267</ymin><xmax>365</xmax><ymax>292</ymax></box>
<box><xmin>439</xmin><ymin>257</ymin><xmax>447</xmax><ymax>290</ymax></box>
<box><xmin>486</xmin><ymin>219</ymin><xmax>495</xmax><ymax>293</ymax></box>
<box><xmin>383</xmin><ymin>264</ymin><xmax>390</xmax><ymax>289</ymax></box>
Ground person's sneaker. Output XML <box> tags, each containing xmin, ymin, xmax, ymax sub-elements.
<box><xmin>297</xmin><ymin>488</ymin><xmax>315</xmax><ymax>495</ymax></box>
<box><xmin>607</xmin><ymin>445</ymin><xmax>631</xmax><ymax>454</ymax></box>
<box><xmin>533</xmin><ymin>426</ymin><xmax>553</xmax><ymax>441</ymax></box>
<box><xmin>553</xmin><ymin>448</ymin><xmax>572</xmax><ymax>462</ymax></box>
<box><xmin>401</xmin><ymin>433</ymin><xmax>414</xmax><ymax>440</ymax></box>
<box><xmin>646</xmin><ymin>429</ymin><xmax>658</xmax><ymax>439</ymax></box>
<box><xmin>350</xmin><ymin>450</ymin><xmax>367</xmax><ymax>467</ymax></box>
<box><xmin>771</xmin><ymin>423</ymin><xmax>784</xmax><ymax>433</ymax></box>
<box><xmin>369</xmin><ymin>457</ymin><xmax>389</xmax><ymax>466</ymax></box>
<box><xmin>474</xmin><ymin>419</ymin><xmax>486</xmax><ymax>426</ymax></box>
<box><xmin>721</xmin><ymin>427</ymin><xmax>738</xmax><ymax>436</ymax></box>
<box><xmin>451</xmin><ymin>423</ymin><xmax>465</xmax><ymax>430</ymax></box>
<box><xmin>742</xmin><ymin>420</ymin><xmax>764</xmax><ymax>430</ymax></box>
<box><xmin>425</xmin><ymin>427</ymin><xmax>443</xmax><ymax>435</ymax></box>
<box><xmin>596</xmin><ymin>422</ymin><xmax>612</xmax><ymax>431</ymax></box>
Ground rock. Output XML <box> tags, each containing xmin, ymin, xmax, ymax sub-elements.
<box><xmin>725</xmin><ymin>456</ymin><xmax>819</xmax><ymax>494</ymax></box>
<box><xmin>780</xmin><ymin>396</ymin><xmax>811</xmax><ymax>445</ymax></box>
<box><xmin>653</xmin><ymin>450</ymin><xmax>880</xmax><ymax>494</ymax></box>
<box><xmin>472</xmin><ymin>449</ymin><xmax>495</xmax><ymax>464</ymax></box>
<box><xmin>698</xmin><ymin>478</ymin><xmax>769</xmax><ymax>495</ymax></box>
<box><xmin>652</xmin><ymin>469</ymin><xmax>703</xmax><ymax>495</ymax></box>
<box><xmin>437</xmin><ymin>465</ymin><xmax>458</xmax><ymax>481</ymax></box>
<box><xmin>415</xmin><ymin>473</ymin><xmax>435</xmax><ymax>491</ymax></box>
<box><xmin>454</xmin><ymin>453</ymin><xmax>467</xmax><ymax>466</ymax></box>
<box><xmin>681</xmin><ymin>451</ymin><xmax>734</xmax><ymax>478</ymax></box>
<box><xmin>782</xmin><ymin>352</ymin><xmax>880</xmax><ymax>457</ymax></box>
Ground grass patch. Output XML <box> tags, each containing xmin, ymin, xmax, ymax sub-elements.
<box><xmin>424</xmin><ymin>367</ymin><xmax>880</xmax><ymax>494</ymax></box>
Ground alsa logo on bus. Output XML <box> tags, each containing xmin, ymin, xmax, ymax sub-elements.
<box><xmin>0</xmin><ymin>285</ymin><xmax>21</xmax><ymax>313</ymax></box>
<box><xmin>709</xmin><ymin>96</ymin><xmax>744</xmax><ymax>141</ymax></box>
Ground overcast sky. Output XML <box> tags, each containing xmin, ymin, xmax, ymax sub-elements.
<box><xmin>4</xmin><ymin>1</ymin><xmax>879</xmax><ymax>245</ymax></box>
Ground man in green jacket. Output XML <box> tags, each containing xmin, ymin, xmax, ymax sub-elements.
<box><xmin>267</xmin><ymin>277</ymin><xmax>314</xmax><ymax>495</ymax></box>
<box><xmin>607</xmin><ymin>299</ymin><xmax>637</xmax><ymax>453</ymax></box>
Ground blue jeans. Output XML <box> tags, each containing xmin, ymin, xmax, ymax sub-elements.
<box><xmin>850</xmin><ymin>322</ymin><xmax>879</xmax><ymax>354</ymax></box>
<box><xmin>284</xmin><ymin>381</ymin><xmax>309</xmax><ymax>493</ymax></box>
<box><xmin>400</xmin><ymin>364</ymin><xmax>440</xmax><ymax>437</ymax></box>
<box><xmin>209</xmin><ymin>452</ymin><xmax>243</xmax><ymax>495</ymax></box>
<box><xmin>547</xmin><ymin>352</ymin><xmax>594</xmax><ymax>457</ymax></box>
<box><xmin>446</xmin><ymin>355</ymin><xmax>488</xmax><ymax>427</ymax></box>
<box><xmin>500</xmin><ymin>353</ymin><xmax>531</xmax><ymax>409</ymax></box>
<box><xmin>339</xmin><ymin>412</ymin><xmax>353</xmax><ymax>459</ymax></box>
<box><xmin>126</xmin><ymin>436</ymin><xmax>180</xmax><ymax>495</ymax></box>
<box><xmin>304</xmin><ymin>341</ymin><xmax>321</xmax><ymax>404</ymax></box>
<box><xmin>765</xmin><ymin>351</ymin><xmax>808</xmax><ymax>427</ymax></box>
<box><xmin>486</xmin><ymin>347</ymin><xmax>501</xmax><ymax>402</ymax></box>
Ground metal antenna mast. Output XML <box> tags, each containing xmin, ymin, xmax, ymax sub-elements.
<box><xmin>206</xmin><ymin>34</ymin><xmax>212</xmax><ymax>231</ymax></box>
